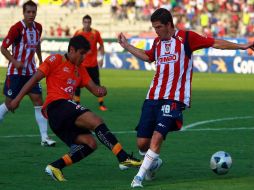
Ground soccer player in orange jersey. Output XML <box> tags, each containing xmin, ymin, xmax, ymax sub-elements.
<box><xmin>7</xmin><ymin>35</ymin><xmax>142</xmax><ymax>181</ymax></box>
<box><xmin>73</xmin><ymin>15</ymin><xmax>107</xmax><ymax>111</ymax></box>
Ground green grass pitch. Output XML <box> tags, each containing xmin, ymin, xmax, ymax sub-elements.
<box><xmin>0</xmin><ymin>68</ymin><xmax>253</xmax><ymax>190</ymax></box>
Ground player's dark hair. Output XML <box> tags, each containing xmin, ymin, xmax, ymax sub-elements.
<box><xmin>83</xmin><ymin>15</ymin><xmax>92</xmax><ymax>22</ymax></box>
<box><xmin>23</xmin><ymin>0</ymin><xmax>37</xmax><ymax>12</ymax></box>
<box><xmin>68</xmin><ymin>35</ymin><xmax>91</xmax><ymax>52</ymax></box>
<box><xmin>151</xmin><ymin>8</ymin><xmax>174</xmax><ymax>28</ymax></box>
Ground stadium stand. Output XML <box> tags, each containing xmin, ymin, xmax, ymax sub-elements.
<box><xmin>0</xmin><ymin>0</ymin><xmax>254</xmax><ymax>38</ymax></box>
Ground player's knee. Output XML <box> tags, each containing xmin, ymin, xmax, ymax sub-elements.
<box><xmin>137</xmin><ymin>138</ymin><xmax>150</xmax><ymax>152</ymax></box>
<box><xmin>87</xmin><ymin>138</ymin><xmax>97</xmax><ymax>150</ymax></box>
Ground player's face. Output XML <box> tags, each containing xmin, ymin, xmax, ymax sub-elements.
<box><xmin>70</xmin><ymin>47</ymin><xmax>87</xmax><ymax>66</ymax></box>
<box><xmin>83</xmin><ymin>19</ymin><xmax>91</xmax><ymax>31</ymax></box>
<box><xmin>152</xmin><ymin>21</ymin><xmax>172</xmax><ymax>40</ymax></box>
<box><xmin>23</xmin><ymin>5</ymin><xmax>37</xmax><ymax>25</ymax></box>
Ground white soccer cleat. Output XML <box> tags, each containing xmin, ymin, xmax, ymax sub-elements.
<box><xmin>41</xmin><ymin>137</ymin><xmax>56</xmax><ymax>147</ymax></box>
<box><xmin>131</xmin><ymin>176</ymin><xmax>143</xmax><ymax>188</ymax></box>
<box><xmin>145</xmin><ymin>158</ymin><xmax>163</xmax><ymax>181</ymax></box>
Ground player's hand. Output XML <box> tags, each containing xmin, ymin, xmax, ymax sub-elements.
<box><xmin>98</xmin><ymin>59</ymin><xmax>103</xmax><ymax>68</ymax></box>
<box><xmin>247</xmin><ymin>42</ymin><xmax>254</xmax><ymax>51</ymax></box>
<box><xmin>6</xmin><ymin>99</ymin><xmax>20</xmax><ymax>113</ymax></box>
<box><xmin>97</xmin><ymin>86</ymin><xmax>107</xmax><ymax>97</ymax></box>
<box><xmin>118</xmin><ymin>33</ymin><xmax>129</xmax><ymax>49</ymax></box>
<box><xmin>13</xmin><ymin>60</ymin><xmax>24</xmax><ymax>69</ymax></box>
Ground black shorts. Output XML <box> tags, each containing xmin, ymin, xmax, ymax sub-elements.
<box><xmin>47</xmin><ymin>99</ymin><xmax>91</xmax><ymax>147</ymax></box>
<box><xmin>86</xmin><ymin>66</ymin><xmax>100</xmax><ymax>85</ymax></box>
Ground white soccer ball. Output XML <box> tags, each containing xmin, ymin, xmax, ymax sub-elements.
<box><xmin>210</xmin><ymin>151</ymin><xmax>232</xmax><ymax>175</ymax></box>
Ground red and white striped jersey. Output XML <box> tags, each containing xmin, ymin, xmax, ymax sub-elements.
<box><xmin>145</xmin><ymin>30</ymin><xmax>214</xmax><ymax>107</ymax></box>
<box><xmin>2</xmin><ymin>20</ymin><xmax>42</xmax><ymax>76</ymax></box>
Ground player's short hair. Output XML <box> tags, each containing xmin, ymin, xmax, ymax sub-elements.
<box><xmin>23</xmin><ymin>0</ymin><xmax>37</xmax><ymax>12</ymax></box>
<box><xmin>151</xmin><ymin>8</ymin><xmax>174</xmax><ymax>28</ymax></box>
<box><xmin>68</xmin><ymin>35</ymin><xmax>91</xmax><ymax>53</ymax></box>
<box><xmin>83</xmin><ymin>15</ymin><xmax>92</xmax><ymax>22</ymax></box>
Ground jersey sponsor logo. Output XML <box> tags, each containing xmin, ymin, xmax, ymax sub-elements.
<box><xmin>63</xmin><ymin>67</ymin><xmax>70</xmax><ymax>73</ymax></box>
<box><xmin>61</xmin><ymin>86</ymin><xmax>74</xmax><ymax>96</ymax></box>
<box><xmin>67</xmin><ymin>78</ymin><xmax>76</xmax><ymax>85</ymax></box>
<box><xmin>25</xmin><ymin>44</ymin><xmax>37</xmax><ymax>49</ymax></box>
<box><xmin>158</xmin><ymin>54</ymin><xmax>178</xmax><ymax>65</ymax></box>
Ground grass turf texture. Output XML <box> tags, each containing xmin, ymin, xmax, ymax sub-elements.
<box><xmin>0</xmin><ymin>68</ymin><xmax>253</xmax><ymax>189</ymax></box>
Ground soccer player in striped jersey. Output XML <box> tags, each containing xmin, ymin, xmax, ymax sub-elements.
<box><xmin>118</xmin><ymin>8</ymin><xmax>254</xmax><ymax>188</ymax></box>
<box><xmin>0</xmin><ymin>0</ymin><xmax>56</xmax><ymax>147</ymax></box>
<box><xmin>73</xmin><ymin>15</ymin><xmax>107</xmax><ymax>111</ymax></box>
<box><xmin>7</xmin><ymin>35</ymin><xmax>142</xmax><ymax>181</ymax></box>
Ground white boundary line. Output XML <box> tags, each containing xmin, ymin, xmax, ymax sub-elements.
<box><xmin>181</xmin><ymin>116</ymin><xmax>254</xmax><ymax>131</ymax></box>
<box><xmin>0</xmin><ymin>116</ymin><xmax>253</xmax><ymax>138</ymax></box>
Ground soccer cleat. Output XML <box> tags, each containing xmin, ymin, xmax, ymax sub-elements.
<box><xmin>41</xmin><ymin>137</ymin><xmax>56</xmax><ymax>147</ymax></box>
<box><xmin>45</xmin><ymin>165</ymin><xmax>66</xmax><ymax>181</ymax></box>
<box><xmin>145</xmin><ymin>158</ymin><xmax>163</xmax><ymax>181</ymax></box>
<box><xmin>119</xmin><ymin>154</ymin><xmax>142</xmax><ymax>170</ymax></box>
<box><xmin>99</xmin><ymin>105</ymin><xmax>108</xmax><ymax>111</ymax></box>
<box><xmin>131</xmin><ymin>176</ymin><xmax>143</xmax><ymax>188</ymax></box>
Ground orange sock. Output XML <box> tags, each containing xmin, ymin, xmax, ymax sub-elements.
<box><xmin>62</xmin><ymin>154</ymin><xmax>73</xmax><ymax>166</ymax></box>
<box><xmin>112</xmin><ymin>143</ymin><xmax>123</xmax><ymax>155</ymax></box>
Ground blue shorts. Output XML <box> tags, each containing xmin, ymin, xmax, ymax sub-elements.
<box><xmin>3</xmin><ymin>75</ymin><xmax>42</xmax><ymax>99</ymax></box>
<box><xmin>136</xmin><ymin>99</ymin><xmax>185</xmax><ymax>139</ymax></box>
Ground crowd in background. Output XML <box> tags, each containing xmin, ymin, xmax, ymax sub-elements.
<box><xmin>110</xmin><ymin>0</ymin><xmax>254</xmax><ymax>38</ymax></box>
<box><xmin>0</xmin><ymin>0</ymin><xmax>254</xmax><ymax>38</ymax></box>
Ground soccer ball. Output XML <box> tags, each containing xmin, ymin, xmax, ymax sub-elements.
<box><xmin>210</xmin><ymin>151</ymin><xmax>232</xmax><ymax>175</ymax></box>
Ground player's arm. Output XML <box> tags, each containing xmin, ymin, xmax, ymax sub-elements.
<box><xmin>85</xmin><ymin>80</ymin><xmax>107</xmax><ymax>97</ymax></box>
<box><xmin>118</xmin><ymin>33</ymin><xmax>150</xmax><ymax>62</ymax></box>
<box><xmin>0</xmin><ymin>45</ymin><xmax>23</xmax><ymax>69</ymax></box>
<box><xmin>36</xmin><ymin>42</ymin><xmax>43</xmax><ymax>64</ymax></box>
<box><xmin>7</xmin><ymin>70</ymin><xmax>45</xmax><ymax>112</ymax></box>
<box><xmin>98</xmin><ymin>44</ymin><xmax>105</xmax><ymax>67</ymax></box>
<box><xmin>213</xmin><ymin>39</ymin><xmax>254</xmax><ymax>51</ymax></box>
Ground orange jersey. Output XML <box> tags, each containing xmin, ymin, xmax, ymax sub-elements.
<box><xmin>38</xmin><ymin>54</ymin><xmax>91</xmax><ymax>111</ymax></box>
<box><xmin>74</xmin><ymin>28</ymin><xmax>103</xmax><ymax>67</ymax></box>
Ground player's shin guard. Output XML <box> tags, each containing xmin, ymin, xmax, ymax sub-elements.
<box><xmin>95</xmin><ymin>123</ymin><xmax>128</xmax><ymax>162</ymax></box>
<box><xmin>51</xmin><ymin>144</ymin><xmax>95</xmax><ymax>169</ymax></box>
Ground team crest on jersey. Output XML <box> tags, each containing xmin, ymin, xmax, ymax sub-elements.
<box><xmin>29</xmin><ymin>33</ymin><xmax>34</xmax><ymax>39</ymax></box>
<box><xmin>165</xmin><ymin>43</ymin><xmax>171</xmax><ymax>53</ymax></box>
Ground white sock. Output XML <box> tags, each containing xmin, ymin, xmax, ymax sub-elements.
<box><xmin>34</xmin><ymin>106</ymin><xmax>48</xmax><ymax>140</ymax></box>
<box><xmin>0</xmin><ymin>103</ymin><xmax>9</xmax><ymax>121</ymax></box>
<box><xmin>136</xmin><ymin>149</ymin><xmax>159</xmax><ymax>179</ymax></box>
